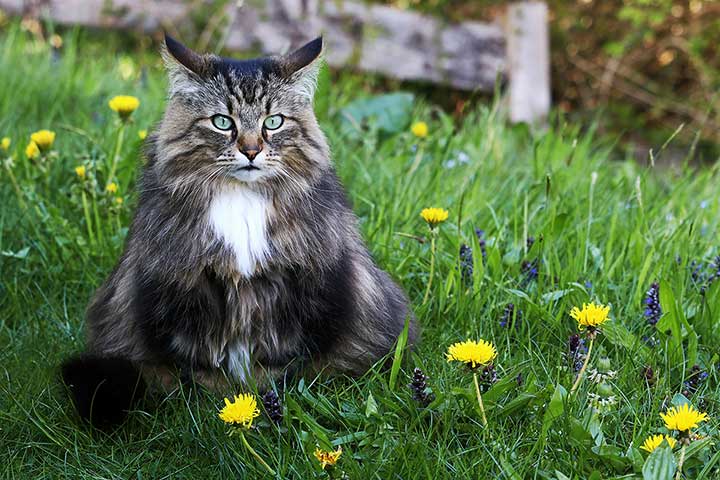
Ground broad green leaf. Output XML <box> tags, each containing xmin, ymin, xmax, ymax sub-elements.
<box><xmin>332</xmin><ymin>431</ymin><xmax>368</xmax><ymax>446</ymax></box>
<box><xmin>541</xmin><ymin>289</ymin><xmax>573</xmax><ymax>304</ymax></box>
<box><xmin>587</xmin><ymin>412</ymin><xmax>604</xmax><ymax>447</ymax></box>
<box><xmin>589</xmin><ymin>244</ymin><xmax>604</xmax><ymax>270</ymax></box>
<box><xmin>684</xmin><ymin>437</ymin><xmax>714</xmax><ymax>462</ymax></box>
<box><xmin>338</xmin><ymin>93</ymin><xmax>414</xmax><ymax>138</ymax></box>
<box><xmin>300</xmin><ymin>388</ymin><xmax>338</xmax><ymax>419</ymax></box>
<box><xmin>657</xmin><ymin>280</ymin><xmax>698</xmax><ymax>366</ymax></box>
<box><xmin>494</xmin><ymin>373</ymin><xmax>540</xmax><ymax>418</ymax></box>
<box><xmin>284</xmin><ymin>395</ymin><xmax>331</xmax><ymax>447</ymax></box>
<box><xmin>657</xmin><ymin>280</ymin><xmax>684</xmax><ymax>364</ymax></box>
<box><xmin>634</xmin><ymin>248</ymin><xmax>656</xmax><ymax>304</ymax></box>
<box><xmin>603</xmin><ymin>321</ymin><xmax>650</xmax><ymax>362</ymax></box>
<box><xmin>568</xmin><ymin>417</ymin><xmax>593</xmax><ymax>447</ymax></box>
<box><xmin>642</xmin><ymin>445</ymin><xmax>677</xmax><ymax>480</ymax></box>
<box><xmin>450</xmin><ymin>386</ymin><xmax>476</xmax><ymax>406</ymax></box>
<box><xmin>626</xmin><ymin>446</ymin><xmax>645</xmax><ymax>473</ymax></box>
<box><xmin>388</xmin><ymin>314</ymin><xmax>411</xmax><ymax>390</ymax></box>
<box><xmin>697</xmin><ymin>447</ymin><xmax>720</xmax><ymax>479</ymax></box>
<box><xmin>481</xmin><ymin>373</ymin><xmax>520</xmax><ymax>404</ymax></box>
<box><xmin>541</xmin><ymin>384</ymin><xmax>567</xmax><ymax>438</ymax></box>
<box><xmin>1</xmin><ymin>246</ymin><xmax>30</xmax><ymax>259</ymax></box>
<box><xmin>671</xmin><ymin>392</ymin><xmax>691</xmax><ymax>407</ymax></box>
<box><xmin>700</xmin><ymin>280</ymin><xmax>720</xmax><ymax>338</ymax></box>
<box><xmin>503</xmin><ymin>247</ymin><xmax>522</xmax><ymax>265</ymax></box>
<box><xmin>507</xmin><ymin>288</ymin><xmax>532</xmax><ymax>303</ymax></box>
<box><xmin>592</xmin><ymin>445</ymin><xmax>630</xmax><ymax>471</ymax></box>
<box><xmin>550</xmin><ymin>212</ymin><xmax>570</xmax><ymax>240</ymax></box>
<box><xmin>364</xmin><ymin>392</ymin><xmax>379</xmax><ymax>418</ymax></box>
<box><xmin>496</xmin><ymin>392</ymin><xmax>540</xmax><ymax>419</ymax></box>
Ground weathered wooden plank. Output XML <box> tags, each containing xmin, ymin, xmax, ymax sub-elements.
<box><xmin>506</xmin><ymin>1</ymin><xmax>550</xmax><ymax>124</ymax></box>
<box><xmin>228</xmin><ymin>0</ymin><xmax>506</xmax><ymax>91</ymax></box>
<box><xmin>1</xmin><ymin>0</ymin><xmax>550</xmax><ymax>122</ymax></box>
<box><xmin>0</xmin><ymin>0</ymin><xmax>186</xmax><ymax>31</ymax></box>
<box><xmin>0</xmin><ymin>0</ymin><xmax>507</xmax><ymax>92</ymax></box>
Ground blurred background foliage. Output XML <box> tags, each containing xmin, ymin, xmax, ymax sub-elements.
<box><xmin>3</xmin><ymin>0</ymin><xmax>718</xmax><ymax>159</ymax></box>
<box><xmin>384</xmin><ymin>0</ymin><xmax>720</xmax><ymax>160</ymax></box>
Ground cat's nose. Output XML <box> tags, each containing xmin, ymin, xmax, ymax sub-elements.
<box><xmin>237</xmin><ymin>137</ymin><xmax>263</xmax><ymax>161</ymax></box>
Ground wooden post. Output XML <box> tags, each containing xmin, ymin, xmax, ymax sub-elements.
<box><xmin>506</xmin><ymin>1</ymin><xmax>550</xmax><ymax>124</ymax></box>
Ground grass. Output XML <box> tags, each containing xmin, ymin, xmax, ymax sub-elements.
<box><xmin>1</xmin><ymin>23</ymin><xmax>719</xmax><ymax>479</ymax></box>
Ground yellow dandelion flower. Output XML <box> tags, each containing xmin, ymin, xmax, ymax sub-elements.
<box><xmin>446</xmin><ymin>339</ymin><xmax>497</xmax><ymax>368</ymax></box>
<box><xmin>106</xmin><ymin>182</ymin><xmax>118</xmax><ymax>194</ymax></box>
<box><xmin>74</xmin><ymin>165</ymin><xmax>86</xmax><ymax>179</ymax></box>
<box><xmin>25</xmin><ymin>141</ymin><xmax>40</xmax><ymax>159</ymax></box>
<box><xmin>30</xmin><ymin>129</ymin><xmax>56</xmax><ymax>151</ymax></box>
<box><xmin>108</xmin><ymin>95</ymin><xmax>140</xmax><ymax>120</ymax></box>
<box><xmin>118</xmin><ymin>58</ymin><xmax>137</xmax><ymax>81</ymax></box>
<box><xmin>115</xmin><ymin>197</ymin><xmax>124</xmax><ymax>205</ymax></box>
<box><xmin>420</xmin><ymin>207</ymin><xmax>449</xmax><ymax>229</ymax></box>
<box><xmin>570</xmin><ymin>302</ymin><xmax>610</xmax><ymax>330</ymax></box>
<box><xmin>218</xmin><ymin>393</ymin><xmax>260</xmax><ymax>428</ymax></box>
<box><xmin>660</xmin><ymin>403</ymin><xmax>709</xmax><ymax>432</ymax></box>
<box><xmin>49</xmin><ymin>34</ymin><xmax>63</xmax><ymax>49</ymax></box>
<box><xmin>1</xmin><ymin>137</ymin><xmax>10</xmax><ymax>151</ymax></box>
<box><xmin>314</xmin><ymin>446</ymin><xmax>342</xmax><ymax>469</ymax></box>
<box><xmin>640</xmin><ymin>434</ymin><xmax>677</xmax><ymax>453</ymax></box>
<box><xmin>20</xmin><ymin>17</ymin><xmax>41</xmax><ymax>35</ymax></box>
<box><xmin>138</xmin><ymin>129</ymin><xmax>147</xmax><ymax>140</ymax></box>
<box><xmin>411</xmin><ymin>121</ymin><xmax>429</xmax><ymax>138</ymax></box>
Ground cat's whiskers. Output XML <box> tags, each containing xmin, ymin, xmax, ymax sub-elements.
<box><xmin>135</xmin><ymin>162</ymin><xmax>219</xmax><ymax>195</ymax></box>
<box><xmin>274</xmin><ymin>164</ymin><xmax>311</xmax><ymax>198</ymax></box>
<box><xmin>276</xmin><ymin>164</ymin><xmax>337</xmax><ymax>212</ymax></box>
<box><xmin>162</xmin><ymin>166</ymin><xmax>228</xmax><ymax>232</ymax></box>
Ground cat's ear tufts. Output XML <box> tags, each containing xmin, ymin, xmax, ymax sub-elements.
<box><xmin>285</xmin><ymin>37</ymin><xmax>323</xmax><ymax>74</ymax></box>
<box><xmin>283</xmin><ymin>36</ymin><xmax>323</xmax><ymax>100</ymax></box>
<box><xmin>162</xmin><ymin>33</ymin><xmax>209</xmax><ymax>76</ymax></box>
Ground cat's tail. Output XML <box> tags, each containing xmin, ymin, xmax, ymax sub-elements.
<box><xmin>61</xmin><ymin>354</ymin><xmax>147</xmax><ymax>428</ymax></box>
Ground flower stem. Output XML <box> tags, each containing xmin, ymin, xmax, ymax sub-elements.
<box><xmin>107</xmin><ymin>123</ymin><xmax>125</xmax><ymax>185</ymax></box>
<box><xmin>239</xmin><ymin>430</ymin><xmax>276</xmax><ymax>476</ymax></box>
<box><xmin>570</xmin><ymin>336</ymin><xmax>594</xmax><ymax>395</ymax></box>
<box><xmin>473</xmin><ymin>372</ymin><xmax>488</xmax><ymax>427</ymax></box>
<box><xmin>407</xmin><ymin>145</ymin><xmax>424</xmax><ymax>177</ymax></box>
<box><xmin>675</xmin><ymin>444</ymin><xmax>686</xmax><ymax>480</ymax></box>
<box><xmin>4</xmin><ymin>163</ymin><xmax>26</xmax><ymax>210</ymax></box>
<box><xmin>422</xmin><ymin>232</ymin><xmax>437</xmax><ymax>304</ymax></box>
<box><xmin>80</xmin><ymin>190</ymin><xmax>96</xmax><ymax>245</ymax></box>
<box><xmin>583</xmin><ymin>172</ymin><xmax>597</xmax><ymax>272</ymax></box>
<box><xmin>90</xmin><ymin>186</ymin><xmax>104</xmax><ymax>244</ymax></box>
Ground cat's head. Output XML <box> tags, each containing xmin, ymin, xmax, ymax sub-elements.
<box><xmin>153</xmin><ymin>34</ymin><xmax>328</xmax><ymax>196</ymax></box>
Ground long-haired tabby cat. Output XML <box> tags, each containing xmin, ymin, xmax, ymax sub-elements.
<box><xmin>61</xmin><ymin>35</ymin><xmax>416</xmax><ymax>426</ymax></box>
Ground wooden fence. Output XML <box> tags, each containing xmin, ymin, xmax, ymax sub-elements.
<box><xmin>0</xmin><ymin>0</ymin><xmax>550</xmax><ymax>123</ymax></box>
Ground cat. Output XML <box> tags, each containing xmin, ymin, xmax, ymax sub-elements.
<box><xmin>61</xmin><ymin>34</ymin><xmax>417</xmax><ymax>426</ymax></box>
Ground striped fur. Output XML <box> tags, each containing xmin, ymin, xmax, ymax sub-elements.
<box><xmin>66</xmin><ymin>36</ymin><xmax>416</xmax><ymax>403</ymax></box>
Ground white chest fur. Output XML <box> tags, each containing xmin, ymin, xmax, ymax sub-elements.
<box><xmin>208</xmin><ymin>186</ymin><xmax>270</xmax><ymax>277</ymax></box>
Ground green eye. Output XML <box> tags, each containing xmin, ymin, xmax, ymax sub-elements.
<box><xmin>263</xmin><ymin>114</ymin><xmax>284</xmax><ymax>130</ymax></box>
<box><xmin>211</xmin><ymin>114</ymin><xmax>234</xmax><ymax>131</ymax></box>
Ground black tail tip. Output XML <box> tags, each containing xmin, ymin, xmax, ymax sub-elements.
<box><xmin>61</xmin><ymin>354</ymin><xmax>147</xmax><ymax>428</ymax></box>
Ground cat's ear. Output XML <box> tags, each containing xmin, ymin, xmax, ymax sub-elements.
<box><xmin>162</xmin><ymin>34</ymin><xmax>212</xmax><ymax>92</ymax></box>
<box><xmin>282</xmin><ymin>37</ymin><xmax>323</xmax><ymax>100</ymax></box>
<box><xmin>162</xmin><ymin>34</ymin><xmax>208</xmax><ymax>74</ymax></box>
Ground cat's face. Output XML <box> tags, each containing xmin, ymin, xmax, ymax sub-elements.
<box><xmin>154</xmin><ymin>35</ymin><xmax>328</xmax><ymax>195</ymax></box>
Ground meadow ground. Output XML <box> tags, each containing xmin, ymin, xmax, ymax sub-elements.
<box><xmin>1</xmin><ymin>25</ymin><xmax>719</xmax><ymax>479</ymax></box>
